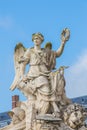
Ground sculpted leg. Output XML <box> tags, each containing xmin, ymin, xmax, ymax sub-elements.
<box><xmin>26</xmin><ymin>101</ymin><xmax>36</xmax><ymax>130</ymax></box>
<box><xmin>35</xmin><ymin>99</ymin><xmax>50</xmax><ymax>114</ymax></box>
<box><xmin>51</xmin><ymin>102</ymin><xmax>61</xmax><ymax>117</ymax></box>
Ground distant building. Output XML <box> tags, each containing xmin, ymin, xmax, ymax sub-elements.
<box><xmin>71</xmin><ymin>95</ymin><xmax>87</xmax><ymax>109</ymax></box>
<box><xmin>0</xmin><ymin>112</ymin><xmax>11</xmax><ymax>128</ymax></box>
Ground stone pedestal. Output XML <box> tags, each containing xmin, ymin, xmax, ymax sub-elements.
<box><xmin>35</xmin><ymin>114</ymin><xmax>62</xmax><ymax>130</ymax></box>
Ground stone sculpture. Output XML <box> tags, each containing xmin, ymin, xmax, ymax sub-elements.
<box><xmin>0</xmin><ymin>28</ymin><xmax>87</xmax><ymax>130</ymax></box>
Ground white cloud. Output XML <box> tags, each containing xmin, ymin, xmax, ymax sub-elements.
<box><xmin>0</xmin><ymin>16</ymin><xmax>13</xmax><ymax>29</ymax></box>
<box><xmin>65</xmin><ymin>50</ymin><xmax>87</xmax><ymax>98</ymax></box>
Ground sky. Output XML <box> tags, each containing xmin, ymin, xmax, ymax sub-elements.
<box><xmin>0</xmin><ymin>0</ymin><xmax>87</xmax><ymax>112</ymax></box>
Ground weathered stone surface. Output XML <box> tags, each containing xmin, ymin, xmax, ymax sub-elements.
<box><xmin>36</xmin><ymin>114</ymin><xmax>62</xmax><ymax>122</ymax></box>
<box><xmin>1</xmin><ymin>30</ymin><xmax>87</xmax><ymax>130</ymax></box>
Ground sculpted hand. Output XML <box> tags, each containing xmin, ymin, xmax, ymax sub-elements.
<box><xmin>61</xmin><ymin>28</ymin><xmax>70</xmax><ymax>44</ymax></box>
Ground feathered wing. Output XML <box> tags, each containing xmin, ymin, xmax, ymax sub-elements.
<box><xmin>10</xmin><ymin>43</ymin><xmax>26</xmax><ymax>91</ymax></box>
<box><xmin>44</xmin><ymin>42</ymin><xmax>56</xmax><ymax>71</ymax></box>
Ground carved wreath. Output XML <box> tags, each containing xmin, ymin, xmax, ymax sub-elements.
<box><xmin>61</xmin><ymin>28</ymin><xmax>70</xmax><ymax>42</ymax></box>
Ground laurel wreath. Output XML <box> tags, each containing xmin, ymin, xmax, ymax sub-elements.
<box><xmin>61</xmin><ymin>28</ymin><xmax>70</xmax><ymax>42</ymax></box>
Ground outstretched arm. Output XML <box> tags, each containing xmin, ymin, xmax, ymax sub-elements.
<box><xmin>55</xmin><ymin>28</ymin><xmax>70</xmax><ymax>57</ymax></box>
<box><xmin>18</xmin><ymin>49</ymin><xmax>30</xmax><ymax>78</ymax></box>
<box><xmin>56</xmin><ymin>41</ymin><xmax>66</xmax><ymax>57</ymax></box>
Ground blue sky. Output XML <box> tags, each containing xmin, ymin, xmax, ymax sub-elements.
<box><xmin>0</xmin><ymin>0</ymin><xmax>87</xmax><ymax>112</ymax></box>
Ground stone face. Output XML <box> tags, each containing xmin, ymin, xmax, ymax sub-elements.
<box><xmin>63</xmin><ymin>103</ymin><xmax>86</xmax><ymax>129</ymax></box>
<box><xmin>1</xmin><ymin>30</ymin><xmax>87</xmax><ymax>130</ymax></box>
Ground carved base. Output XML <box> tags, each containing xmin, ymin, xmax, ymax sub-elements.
<box><xmin>35</xmin><ymin>114</ymin><xmax>73</xmax><ymax>130</ymax></box>
<box><xmin>0</xmin><ymin>114</ymin><xmax>87</xmax><ymax>130</ymax></box>
<box><xmin>0</xmin><ymin>119</ymin><xmax>87</xmax><ymax>130</ymax></box>
<box><xmin>35</xmin><ymin>121</ymin><xmax>74</xmax><ymax>130</ymax></box>
<box><xmin>34</xmin><ymin>114</ymin><xmax>87</xmax><ymax>130</ymax></box>
<box><xmin>35</xmin><ymin>121</ymin><xmax>87</xmax><ymax>130</ymax></box>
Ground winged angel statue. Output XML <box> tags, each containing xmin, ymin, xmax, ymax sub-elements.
<box><xmin>9</xmin><ymin>28</ymin><xmax>71</xmax><ymax>130</ymax></box>
<box><xmin>10</xmin><ymin>28</ymin><xmax>70</xmax><ymax>112</ymax></box>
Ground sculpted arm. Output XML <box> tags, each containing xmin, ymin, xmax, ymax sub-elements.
<box><xmin>19</xmin><ymin>49</ymin><xmax>30</xmax><ymax>65</ymax></box>
<box><xmin>19</xmin><ymin>48</ymin><xmax>30</xmax><ymax>76</ymax></box>
<box><xmin>55</xmin><ymin>41</ymin><xmax>65</xmax><ymax>57</ymax></box>
<box><xmin>55</xmin><ymin>28</ymin><xmax>70</xmax><ymax>57</ymax></box>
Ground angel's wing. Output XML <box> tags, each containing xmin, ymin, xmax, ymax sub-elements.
<box><xmin>10</xmin><ymin>43</ymin><xmax>26</xmax><ymax>91</ymax></box>
<box><xmin>44</xmin><ymin>42</ymin><xmax>56</xmax><ymax>70</ymax></box>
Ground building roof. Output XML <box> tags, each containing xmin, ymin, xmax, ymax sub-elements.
<box><xmin>0</xmin><ymin>112</ymin><xmax>11</xmax><ymax>128</ymax></box>
<box><xmin>71</xmin><ymin>95</ymin><xmax>87</xmax><ymax>106</ymax></box>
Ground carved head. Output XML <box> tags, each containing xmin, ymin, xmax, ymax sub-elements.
<box><xmin>63</xmin><ymin>103</ymin><xmax>86</xmax><ymax>129</ymax></box>
<box><xmin>32</xmin><ymin>32</ymin><xmax>44</xmax><ymax>42</ymax></box>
